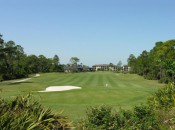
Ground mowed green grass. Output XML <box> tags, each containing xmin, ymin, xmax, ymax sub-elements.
<box><xmin>0</xmin><ymin>72</ymin><xmax>164</xmax><ymax>121</ymax></box>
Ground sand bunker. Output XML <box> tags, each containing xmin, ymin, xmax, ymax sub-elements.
<box><xmin>11</xmin><ymin>74</ymin><xmax>40</xmax><ymax>83</ymax></box>
<box><xmin>39</xmin><ymin>86</ymin><xmax>82</xmax><ymax>92</ymax></box>
<box><xmin>12</xmin><ymin>78</ymin><xmax>31</xmax><ymax>83</ymax></box>
<box><xmin>34</xmin><ymin>74</ymin><xmax>40</xmax><ymax>77</ymax></box>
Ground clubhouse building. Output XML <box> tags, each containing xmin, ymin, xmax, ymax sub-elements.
<box><xmin>92</xmin><ymin>64</ymin><xmax>130</xmax><ymax>72</ymax></box>
<box><xmin>92</xmin><ymin>64</ymin><xmax>117</xmax><ymax>71</ymax></box>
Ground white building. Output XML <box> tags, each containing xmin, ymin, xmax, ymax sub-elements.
<box><xmin>122</xmin><ymin>65</ymin><xmax>131</xmax><ymax>72</ymax></box>
<box><xmin>92</xmin><ymin>64</ymin><xmax>117</xmax><ymax>71</ymax></box>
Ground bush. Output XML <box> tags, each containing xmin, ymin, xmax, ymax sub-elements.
<box><xmin>78</xmin><ymin>105</ymin><xmax>159</xmax><ymax>130</ymax></box>
<box><xmin>131</xmin><ymin>105</ymin><xmax>159</xmax><ymax>130</ymax></box>
<box><xmin>148</xmin><ymin>83</ymin><xmax>175</xmax><ymax>110</ymax></box>
<box><xmin>0</xmin><ymin>75</ymin><xmax>3</xmax><ymax>82</ymax></box>
<box><xmin>77</xmin><ymin>105</ymin><xmax>122</xmax><ymax>130</ymax></box>
<box><xmin>2</xmin><ymin>74</ymin><xmax>13</xmax><ymax>80</ymax></box>
<box><xmin>147</xmin><ymin>83</ymin><xmax>175</xmax><ymax>129</ymax></box>
<box><xmin>80</xmin><ymin>105</ymin><xmax>114</xmax><ymax>130</ymax></box>
<box><xmin>146</xmin><ymin>73</ymin><xmax>154</xmax><ymax>80</ymax></box>
<box><xmin>0</xmin><ymin>94</ymin><xmax>73</xmax><ymax>130</ymax></box>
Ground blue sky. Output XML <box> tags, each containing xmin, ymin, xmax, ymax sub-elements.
<box><xmin>1</xmin><ymin>0</ymin><xmax>175</xmax><ymax>66</ymax></box>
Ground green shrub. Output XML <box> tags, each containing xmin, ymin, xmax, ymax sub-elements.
<box><xmin>132</xmin><ymin>105</ymin><xmax>159</xmax><ymax>130</ymax></box>
<box><xmin>148</xmin><ymin>83</ymin><xmax>175</xmax><ymax>129</ymax></box>
<box><xmin>78</xmin><ymin>105</ymin><xmax>159</xmax><ymax>130</ymax></box>
<box><xmin>146</xmin><ymin>73</ymin><xmax>154</xmax><ymax>80</ymax></box>
<box><xmin>0</xmin><ymin>94</ymin><xmax>73</xmax><ymax>130</ymax></box>
<box><xmin>83</xmin><ymin>105</ymin><xmax>114</xmax><ymax>130</ymax></box>
<box><xmin>0</xmin><ymin>75</ymin><xmax>2</xmax><ymax>82</ymax></box>
<box><xmin>148</xmin><ymin>83</ymin><xmax>175</xmax><ymax>110</ymax></box>
<box><xmin>77</xmin><ymin>105</ymin><xmax>121</xmax><ymax>130</ymax></box>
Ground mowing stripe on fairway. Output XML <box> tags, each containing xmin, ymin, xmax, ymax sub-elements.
<box><xmin>0</xmin><ymin>72</ymin><xmax>164</xmax><ymax>121</ymax></box>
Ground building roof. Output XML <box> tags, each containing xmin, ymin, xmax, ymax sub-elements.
<box><xmin>92</xmin><ymin>64</ymin><xmax>117</xmax><ymax>67</ymax></box>
<box><xmin>92</xmin><ymin>64</ymin><xmax>109</xmax><ymax>67</ymax></box>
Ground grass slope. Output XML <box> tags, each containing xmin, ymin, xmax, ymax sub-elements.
<box><xmin>0</xmin><ymin>72</ymin><xmax>163</xmax><ymax>121</ymax></box>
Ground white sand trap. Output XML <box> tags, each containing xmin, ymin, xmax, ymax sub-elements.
<box><xmin>34</xmin><ymin>74</ymin><xmax>40</xmax><ymax>77</ymax></box>
<box><xmin>11</xmin><ymin>74</ymin><xmax>40</xmax><ymax>84</ymax></box>
<box><xmin>12</xmin><ymin>78</ymin><xmax>31</xmax><ymax>83</ymax></box>
<box><xmin>39</xmin><ymin>86</ymin><xmax>82</xmax><ymax>92</ymax></box>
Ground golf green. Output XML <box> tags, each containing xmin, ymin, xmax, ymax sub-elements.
<box><xmin>0</xmin><ymin>72</ymin><xmax>163</xmax><ymax>121</ymax></box>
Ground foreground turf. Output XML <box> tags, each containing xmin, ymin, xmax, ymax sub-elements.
<box><xmin>0</xmin><ymin>72</ymin><xmax>164</xmax><ymax>121</ymax></box>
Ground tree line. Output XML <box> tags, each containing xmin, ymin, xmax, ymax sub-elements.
<box><xmin>128</xmin><ymin>40</ymin><xmax>175</xmax><ymax>83</ymax></box>
<box><xmin>0</xmin><ymin>34</ymin><xmax>64</xmax><ymax>81</ymax></box>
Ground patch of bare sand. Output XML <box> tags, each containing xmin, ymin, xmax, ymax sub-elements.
<box><xmin>34</xmin><ymin>74</ymin><xmax>40</xmax><ymax>77</ymax></box>
<box><xmin>39</xmin><ymin>86</ymin><xmax>82</xmax><ymax>92</ymax></box>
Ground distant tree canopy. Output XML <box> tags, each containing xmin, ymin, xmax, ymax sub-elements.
<box><xmin>0</xmin><ymin>34</ymin><xmax>64</xmax><ymax>81</ymax></box>
<box><xmin>116</xmin><ymin>60</ymin><xmax>122</xmax><ymax>71</ymax></box>
<box><xmin>70</xmin><ymin>57</ymin><xmax>80</xmax><ymax>65</ymax></box>
<box><xmin>128</xmin><ymin>40</ymin><xmax>175</xmax><ymax>83</ymax></box>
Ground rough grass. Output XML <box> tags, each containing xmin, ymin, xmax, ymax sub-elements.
<box><xmin>0</xmin><ymin>72</ymin><xmax>164</xmax><ymax>121</ymax></box>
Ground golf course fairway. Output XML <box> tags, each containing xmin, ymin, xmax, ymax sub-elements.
<box><xmin>0</xmin><ymin>72</ymin><xmax>164</xmax><ymax>121</ymax></box>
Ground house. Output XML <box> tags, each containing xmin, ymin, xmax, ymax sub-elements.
<box><xmin>64</xmin><ymin>65</ymin><xmax>74</xmax><ymax>73</ymax></box>
<box><xmin>64</xmin><ymin>64</ymin><xmax>91</xmax><ymax>72</ymax></box>
<box><xmin>92</xmin><ymin>64</ymin><xmax>131</xmax><ymax>72</ymax></box>
<box><xmin>92</xmin><ymin>64</ymin><xmax>117</xmax><ymax>71</ymax></box>
<box><xmin>122</xmin><ymin>65</ymin><xmax>130</xmax><ymax>72</ymax></box>
<box><xmin>109</xmin><ymin>66</ymin><xmax>118</xmax><ymax>71</ymax></box>
<box><xmin>92</xmin><ymin>64</ymin><xmax>109</xmax><ymax>71</ymax></box>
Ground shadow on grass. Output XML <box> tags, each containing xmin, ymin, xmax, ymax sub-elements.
<box><xmin>0</xmin><ymin>81</ymin><xmax>33</xmax><ymax>86</ymax></box>
<box><xmin>9</xmin><ymin>81</ymin><xmax>33</xmax><ymax>85</ymax></box>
